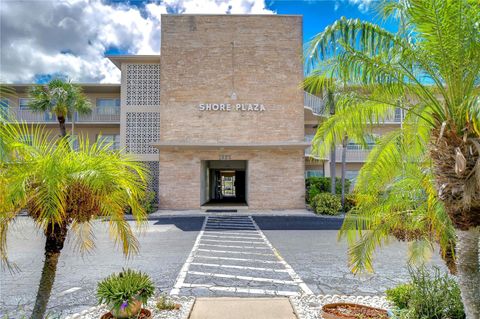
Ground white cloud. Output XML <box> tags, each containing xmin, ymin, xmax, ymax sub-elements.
<box><xmin>0</xmin><ymin>0</ymin><xmax>273</xmax><ymax>84</ymax></box>
<box><xmin>347</xmin><ymin>0</ymin><xmax>375</xmax><ymax>12</ymax></box>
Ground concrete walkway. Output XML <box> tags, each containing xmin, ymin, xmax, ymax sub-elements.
<box><xmin>189</xmin><ymin>297</ymin><xmax>298</xmax><ymax>319</ymax></box>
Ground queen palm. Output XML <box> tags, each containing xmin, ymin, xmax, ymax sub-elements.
<box><xmin>0</xmin><ymin>120</ymin><xmax>148</xmax><ymax>319</ymax></box>
<box><xmin>306</xmin><ymin>0</ymin><xmax>479</xmax><ymax>316</ymax></box>
<box><xmin>28</xmin><ymin>79</ymin><xmax>92</xmax><ymax>137</ymax></box>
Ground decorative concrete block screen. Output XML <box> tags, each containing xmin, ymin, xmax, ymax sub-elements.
<box><xmin>143</xmin><ymin>161</ymin><xmax>160</xmax><ymax>204</ymax></box>
<box><xmin>125</xmin><ymin>112</ymin><xmax>160</xmax><ymax>154</ymax></box>
<box><xmin>125</xmin><ymin>64</ymin><xmax>160</xmax><ymax>107</ymax></box>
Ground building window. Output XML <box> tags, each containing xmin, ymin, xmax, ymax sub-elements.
<box><xmin>346</xmin><ymin>170</ymin><xmax>359</xmax><ymax>184</ymax></box>
<box><xmin>346</xmin><ymin>136</ymin><xmax>376</xmax><ymax>150</ymax></box>
<box><xmin>68</xmin><ymin>135</ymin><xmax>79</xmax><ymax>151</ymax></box>
<box><xmin>96</xmin><ymin>134</ymin><xmax>120</xmax><ymax>150</ymax></box>
<box><xmin>19</xmin><ymin>98</ymin><xmax>32</xmax><ymax>109</ymax></box>
<box><xmin>305</xmin><ymin>170</ymin><xmax>324</xmax><ymax>178</ymax></box>
<box><xmin>96</xmin><ymin>98</ymin><xmax>120</xmax><ymax>115</ymax></box>
<box><xmin>0</xmin><ymin>99</ymin><xmax>9</xmax><ymax>108</ymax></box>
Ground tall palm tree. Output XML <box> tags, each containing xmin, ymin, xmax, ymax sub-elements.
<box><xmin>28</xmin><ymin>79</ymin><xmax>92</xmax><ymax>137</ymax></box>
<box><xmin>306</xmin><ymin>0</ymin><xmax>479</xmax><ymax>316</ymax></box>
<box><xmin>0</xmin><ymin>120</ymin><xmax>148</xmax><ymax>319</ymax></box>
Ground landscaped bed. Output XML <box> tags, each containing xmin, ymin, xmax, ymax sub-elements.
<box><xmin>65</xmin><ymin>296</ymin><xmax>195</xmax><ymax>319</ymax></box>
<box><xmin>290</xmin><ymin>294</ymin><xmax>391</xmax><ymax>319</ymax></box>
<box><xmin>321</xmin><ymin>303</ymin><xmax>389</xmax><ymax>319</ymax></box>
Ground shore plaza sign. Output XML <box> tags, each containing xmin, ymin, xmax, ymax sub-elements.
<box><xmin>199</xmin><ymin>103</ymin><xmax>266</xmax><ymax>112</ymax></box>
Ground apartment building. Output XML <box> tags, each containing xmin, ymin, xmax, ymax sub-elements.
<box><xmin>2</xmin><ymin>14</ymin><xmax>403</xmax><ymax>209</ymax></box>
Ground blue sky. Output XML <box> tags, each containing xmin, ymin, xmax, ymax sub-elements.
<box><xmin>266</xmin><ymin>0</ymin><xmax>396</xmax><ymax>43</ymax></box>
<box><xmin>1</xmin><ymin>0</ymin><xmax>398</xmax><ymax>84</ymax></box>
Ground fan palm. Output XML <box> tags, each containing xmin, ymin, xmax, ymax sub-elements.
<box><xmin>305</xmin><ymin>0</ymin><xmax>479</xmax><ymax>316</ymax></box>
<box><xmin>28</xmin><ymin>79</ymin><xmax>92</xmax><ymax>137</ymax></box>
<box><xmin>0</xmin><ymin>119</ymin><xmax>148</xmax><ymax>319</ymax></box>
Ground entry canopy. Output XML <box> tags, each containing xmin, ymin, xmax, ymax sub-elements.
<box><xmin>152</xmin><ymin>141</ymin><xmax>311</xmax><ymax>150</ymax></box>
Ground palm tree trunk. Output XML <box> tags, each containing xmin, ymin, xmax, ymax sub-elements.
<box><xmin>341</xmin><ymin>135</ymin><xmax>347</xmax><ymax>210</ymax></box>
<box><xmin>31</xmin><ymin>223</ymin><xmax>68</xmax><ymax>319</ymax></box>
<box><xmin>455</xmin><ymin>226</ymin><xmax>480</xmax><ymax>319</ymax></box>
<box><xmin>330</xmin><ymin>148</ymin><xmax>336</xmax><ymax>194</ymax></box>
<box><xmin>57</xmin><ymin>115</ymin><xmax>67</xmax><ymax>137</ymax></box>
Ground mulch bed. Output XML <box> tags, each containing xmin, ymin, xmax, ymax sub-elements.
<box><xmin>322</xmin><ymin>303</ymin><xmax>389</xmax><ymax>319</ymax></box>
<box><xmin>100</xmin><ymin>309</ymin><xmax>152</xmax><ymax>319</ymax></box>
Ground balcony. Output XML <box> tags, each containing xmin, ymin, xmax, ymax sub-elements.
<box><xmin>335</xmin><ymin>145</ymin><xmax>371</xmax><ymax>162</ymax></box>
<box><xmin>304</xmin><ymin>91</ymin><xmax>328</xmax><ymax>117</ymax></box>
<box><xmin>1</xmin><ymin>108</ymin><xmax>120</xmax><ymax>124</ymax></box>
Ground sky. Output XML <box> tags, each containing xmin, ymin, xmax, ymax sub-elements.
<box><xmin>0</xmin><ymin>0</ymin><xmax>396</xmax><ymax>84</ymax></box>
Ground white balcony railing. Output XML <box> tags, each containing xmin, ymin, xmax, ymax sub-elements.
<box><xmin>304</xmin><ymin>91</ymin><xmax>328</xmax><ymax>117</ymax></box>
<box><xmin>1</xmin><ymin>108</ymin><xmax>120</xmax><ymax>123</ymax></box>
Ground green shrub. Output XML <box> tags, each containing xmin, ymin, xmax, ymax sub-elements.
<box><xmin>343</xmin><ymin>193</ymin><xmax>357</xmax><ymax>213</ymax></box>
<box><xmin>305</xmin><ymin>177</ymin><xmax>351</xmax><ymax>204</ymax></box>
<box><xmin>387</xmin><ymin>267</ymin><xmax>465</xmax><ymax>319</ymax></box>
<box><xmin>126</xmin><ymin>190</ymin><xmax>157</xmax><ymax>215</ymax></box>
<box><xmin>97</xmin><ymin>269</ymin><xmax>155</xmax><ymax>314</ymax></box>
<box><xmin>313</xmin><ymin>193</ymin><xmax>342</xmax><ymax>215</ymax></box>
<box><xmin>143</xmin><ymin>190</ymin><xmax>157</xmax><ymax>214</ymax></box>
<box><xmin>386</xmin><ymin>283</ymin><xmax>414</xmax><ymax>310</ymax></box>
<box><xmin>156</xmin><ymin>294</ymin><xmax>180</xmax><ymax>311</ymax></box>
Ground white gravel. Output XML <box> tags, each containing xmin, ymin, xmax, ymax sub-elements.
<box><xmin>64</xmin><ymin>296</ymin><xmax>195</xmax><ymax>319</ymax></box>
<box><xmin>64</xmin><ymin>294</ymin><xmax>391</xmax><ymax>319</ymax></box>
<box><xmin>290</xmin><ymin>294</ymin><xmax>391</xmax><ymax>319</ymax></box>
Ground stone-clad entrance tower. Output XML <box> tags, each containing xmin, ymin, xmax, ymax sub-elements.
<box><xmin>155</xmin><ymin>15</ymin><xmax>307</xmax><ymax>209</ymax></box>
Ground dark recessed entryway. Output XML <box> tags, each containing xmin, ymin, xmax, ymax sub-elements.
<box><xmin>200</xmin><ymin>160</ymin><xmax>248</xmax><ymax>207</ymax></box>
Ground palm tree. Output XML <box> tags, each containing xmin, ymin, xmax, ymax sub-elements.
<box><xmin>306</xmin><ymin>0</ymin><xmax>479</xmax><ymax>316</ymax></box>
<box><xmin>304</xmin><ymin>75</ymin><xmax>351</xmax><ymax>207</ymax></box>
<box><xmin>28</xmin><ymin>79</ymin><xmax>92</xmax><ymax>137</ymax></box>
<box><xmin>0</xmin><ymin>120</ymin><xmax>148</xmax><ymax>319</ymax></box>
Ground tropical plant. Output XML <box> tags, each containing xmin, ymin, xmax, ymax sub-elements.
<box><xmin>97</xmin><ymin>269</ymin><xmax>155</xmax><ymax>317</ymax></box>
<box><xmin>313</xmin><ymin>192</ymin><xmax>342</xmax><ymax>215</ymax></box>
<box><xmin>305</xmin><ymin>0</ymin><xmax>479</xmax><ymax>316</ymax></box>
<box><xmin>156</xmin><ymin>294</ymin><xmax>180</xmax><ymax>311</ymax></box>
<box><xmin>28</xmin><ymin>79</ymin><xmax>92</xmax><ymax>137</ymax></box>
<box><xmin>0</xmin><ymin>119</ymin><xmax>148</xmax><ymax>319</ymax></box>
<box><xmin>387</xmin><ymin>267</ymin><xmax>465</xmax><ymax>319</ymax></box>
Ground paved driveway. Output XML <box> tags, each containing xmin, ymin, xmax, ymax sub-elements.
<box><xmin>1</xmin><ymin>214</ymin><xmax>445</xmax><ymax>318</ymax></box>
<box><xmin>1</xmin><ymin>217</ymin><xmax>203</xmax><ymax>318</ymax></box>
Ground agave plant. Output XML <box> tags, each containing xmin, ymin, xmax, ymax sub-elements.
<box><xmin>305</xmin><ymin>0</ymin><xmax>479</xmax><ymax>316</ymax></box>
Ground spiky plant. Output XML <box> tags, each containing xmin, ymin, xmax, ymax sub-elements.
<box><xmin>305</xmin><ymin>0</ymin><xmax>479</xmax><ymax>316</ymax></box>
<box><xmin>0</xmin><ymin>119</ymin><xmax>148</xmax><ymax>319</ymax></box>
<box><xmin>97</xmin><ymin>269</ymin><xmax>155</xmax><ymax>315</ymax></box>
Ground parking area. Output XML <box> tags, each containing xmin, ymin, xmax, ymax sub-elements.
<box><xmin>1</xmin><ymin>213</ymin><xmax>445</xmax><ymax>317</ymax></box>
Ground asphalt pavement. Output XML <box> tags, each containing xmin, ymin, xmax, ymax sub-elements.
<box><xmin>1</xmin><ymin>214</ymin><xmax>445</xmax><ymax>318</ymax></box>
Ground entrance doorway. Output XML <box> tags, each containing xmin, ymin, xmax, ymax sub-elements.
<box><xmin>201</xmin><ymin>160</ymin><xmax>248</xmax><ymax>206</ymax></box>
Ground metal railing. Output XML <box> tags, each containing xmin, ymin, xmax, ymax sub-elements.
<box><xmin>2</xmin><ymin>108</ymin><xmax>120</xmax><ymax>123</ymax></box>
<box><xmin>304</xmin><ymin>92</ymin><xmax>328</xmax><ymax>117</ymax></box>
<box><xmin>335</xmin><ymin>146</ymin><xmax>370</xmax><ymax>162</ymax></box>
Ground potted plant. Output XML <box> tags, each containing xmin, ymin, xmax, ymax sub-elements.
<box><xmin>97</xmin><ymin>269</ymin><xmax>155</xmax><ymax>319</ymax></box>
<box><xmin>321</xmin><ymin>303</ymin><xmax>390</xmax><ymax>319</ymax></box>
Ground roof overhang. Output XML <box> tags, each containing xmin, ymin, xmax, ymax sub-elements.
<box><xmin>106</xmin><ymin>55</ymin><xmax>161</xmax><ymax>69</ymax></box>
<box><xmin>152</xmin><ymin>141</ymin><xmax>311</xmax><ymax>150</ymax></box>
<box><xmin>9</xmin><ymin>83</ymin><xmax>120</xmax><ymax>94</ymax></box>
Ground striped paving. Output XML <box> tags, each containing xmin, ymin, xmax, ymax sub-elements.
<box><xmin>170</xmin><ymin>215</ymin><xmax>312</xmax><ymax>297</ymax></box>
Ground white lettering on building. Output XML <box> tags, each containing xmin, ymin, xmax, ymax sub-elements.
<box><xmin>198</xmin><ymin>103</ymin><xmax>265</xmax><ymax>112</ymax></box>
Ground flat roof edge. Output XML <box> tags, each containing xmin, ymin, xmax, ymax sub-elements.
<box><xmin>106</xmin><ymin>55</ymin><xmax>160</xmax><ymax>69</ymax></box>
<box><xmin>152</xmin><ymin>141</ymin><xmax>310</xmax><ymax>150</ymax></box>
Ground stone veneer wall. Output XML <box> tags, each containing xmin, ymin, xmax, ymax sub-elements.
<box><xmin>159</xmin><ymin>149</ymin><xmax>306</xmax><ymax>209</ymax></box>
<box><xmin>158</xmin><ymin>15</ymin><xmax>305</xmax><ymax>209</ymax></box>
<box><xmin>159</xmin><ymin>15</ymin><xmax>304</xmax><ymax>144</ymax></box>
